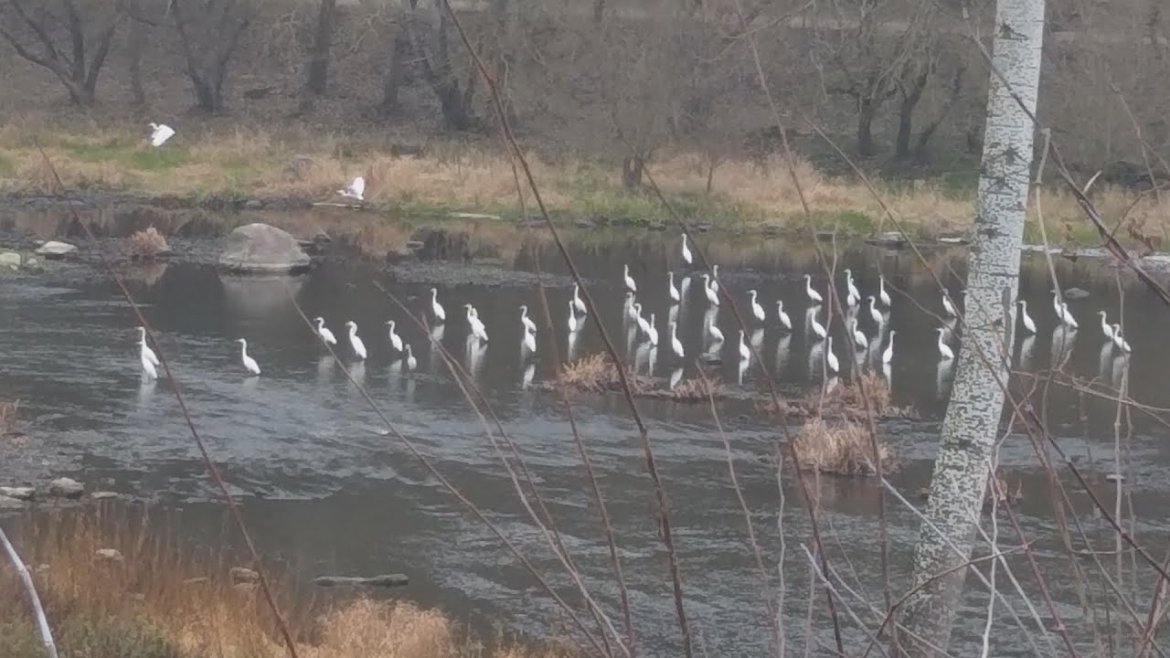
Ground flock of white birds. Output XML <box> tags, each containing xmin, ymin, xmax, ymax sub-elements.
<box><xmin>138</xmin><ymin>123</ymin><xmax>1133</xmax><ymax>385</ymax></box>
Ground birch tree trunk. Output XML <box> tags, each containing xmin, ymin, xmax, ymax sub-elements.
<box><xmin>899</xmin><ymin>0</ymin><xmax>1046</xmax><ymax>652</ymax></box>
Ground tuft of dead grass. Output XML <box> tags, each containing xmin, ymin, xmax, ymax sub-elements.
<box><xmin>549</xmin><ymin>354</ymin><xmax>650</xmax><ymax>395</ymax></box>
<box><xmin>126</xmin><ymin>226</ymin><xmax>170</xmax><ymax>261</ymax></box>
<box><xmin>790</xmin><ymin>416</ymin><xmax>896</xmax><ymax>476</ymax></box>
<box><xmin>0</xmin><ymin>506</ymin><xmax>573</xmax><ymax>658</ymax></box>
<box><xmin>0</xmin><ymin>398</ymin><xmax>19</xmax><ymax>435</ymax></box>
<box><xmin>669</xmin><ymin>376</ymin><xmax>728</xmax><ymax>402</ymax></box>
<box><xmin>804</xmin><ymin>371</ymin><xmax>914</xmax><ymax>419</ymax></box>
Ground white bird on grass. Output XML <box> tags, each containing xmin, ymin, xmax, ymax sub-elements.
<box><xmin>879</xmin><ymin>274</ymin><xmax>892</xmax><ymax>307</ymax></box>
<box><xmin>668</xmin><ymin>271</ymin><xmax>680</xmax><ymax>304</ymax></box>
<box><xmin>346</xmin><ymin>321</ymin><xmax>367</xmax><ymax>360</ymax></box>
<box><xmin>137</xmin><ymin>327</ymin><xmax>160</xmax><ymax>370</ymax></box>
<box><xmin>702</xmin><ymin>274</ymin><xmax>720</xmax><ymax>306</ymax></box>
<box><xmin>623</xmin><ymin>264</ymin><xmax>637</xmax><ymax>293</ymax></box>
<box><xmin>680</xmin><ymin>234</ymin><xmax>692</xmax><ymax>265</ymax></box>
<box><xmin>338</xmin><ymin>176</ymin><xmax>365</xmax><ymax>201</ymax></box>
<box><xmin>825</xmin><ymin>336</ymin><xmax>840</xmax><ymax>374</ymax></box>
<box><xmin>776</xmin><ymin>300</ymin><xmax>792</xmax><ymax>330</ymax></box>
<box><xmin>430</xmin><ymin>288</ymin><xmax>446</xmax><ymax>323</ymax></box>
<box><xmin>1111</xmin><ymin>324</ymin><xmax>1132</xmax><ymax>353</ymax></box>
<box><xmin>386</xmin><ymin>320</ymin><xmax>404</xmax><ymax>353</ymax></box>
<box><xmin>149</xmin><ymin>122</ymin><xmax>175</xmax><ymax>147</ymax></box>
<box><xmin>519</xmin><ymin>305</ymin><xmax>537</xmax><ymax>334</ymax></box>
<box><xmin>465</xmin><ymin>305</ymin><xmax>489</xmax><ymax>342</ymax></box>
<box><xmin>573</xmin><ymin>283</ymin><xmax>587</xmax><ymax>315</ymax></box>
<box><xmin>748</xmin><ymin>290</ymin><xmax>765</xmax><ymax>323</ymax></box>
<box><xmin>883</xmin><ymin>330</ymin><xmax>895</xmax><ymax>365</ymax></box>
<box><xmin>1018</xmin><ymin>300</ymin><xmax>1036</xmax><ymax>335</ymax></box>
<box><xmin>804</xmin><ymin>274</ymin><xmax>823</xmax><ymax>304</ymax></box>
<box><xmin>936</xmin><ymin>327</ymin><xmax>954</xmax><ymax>361</ymax></box>
<box><xmin>235</xmin><ymin>338</ymin><xmax>261</xmax><ymax>375</ymax></box>
<box><xmin>669</xmin><ymin>321</ymin><xmax>684</xmax><ymax>359</ymax></box>
<box><xmin>845</xmin><ymin>269</ymin><xmax>860</xmax><ymax>307</ymax></box>
<box><xmin>313</xmin><ymin>317</ymin><xmax>337</xmax><ymax>346</ymax></box>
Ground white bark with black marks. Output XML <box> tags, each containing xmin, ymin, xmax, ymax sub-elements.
<box><xmin>899</xmin><ymin>0</ymin><xmax>1045</xmax><ymax>653</ymax></box>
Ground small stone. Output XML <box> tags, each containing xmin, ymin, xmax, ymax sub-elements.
<box><xmin>0</xmin><ymin>486</ymin><xmax>34</xmax><ymax>501</ymax></box>
<box><xmin>0</xmin><ymin>495</ymin><xmax>25</xmax><ymax>509</ymax></box>
<box><xmin>244</xmin><ymin>199</ymin><xmax>263</xmax><ymax>210</ymax></box>
<box><xmin>233</xmin><ymin>582</ymin><xmax>257</xmax><ymax>594</ymax></box>
<box><xmin>90</xmin><ymin>491</ymin><xmax>119</xmax><ymax>500</ymax></box>
<box><xmin>35</xmin><ymin>241</ymin><xmax>78</xmax><ymax>259</ymax></box>
<box><xmin>49</xmin><ymin>477</ymin><xmax>84</xmax><ymax>499</ymax></box>
<box><xmin>0</xmin><ymin>252</ymin><xmax>20</xmax><ymax>270</ymax></box>
<box><xmin>95</xmin><ymin>548</ymin><xmax>124</xmax><ymax>562</ymax></box>
<box><xmin>230</xmin><ymin>566</ymin><xmax>259</xmax><ymax>584</ymax></box>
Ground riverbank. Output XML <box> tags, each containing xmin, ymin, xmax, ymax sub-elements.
<box><xmin>1</xmin><ymin>123</ymin><xmax>1161</xmax><ymax>246</ymax></box>
<box><xmin>0</xmin><ymin>505</ymin><xmax>571</xmax><ymax>658</ymax></box>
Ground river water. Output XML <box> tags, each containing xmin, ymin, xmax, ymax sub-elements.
<box><xmin>1</xmin><ymin>213</ymin><xmax>1167</xmax><ymax>656</ymax></box>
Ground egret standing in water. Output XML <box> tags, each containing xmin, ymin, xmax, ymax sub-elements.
<box><xmin>775</xmin><ymin>300</ymin><xmax>792</xmax><ymax>331</ymax></box>
<box><xmin>709</xmin><ymin>265</ymin><xmax>721</xmax><ymax>294</ymax></box>
<box><xmin>567</xmin><ymin>300</ymin><xmax>579</xmax><ymax>334</ymax></box>
<box><xmin>804</xmin><ymin>274</ymin><xmax>823</xmax><ymax>304</ymax></box>
<box><xmin>702</xmin><ymin>274</ymin><xmax>720</xmax><ymax>306</ymax></box>
<box><xmin>386</xmin><ymin>320</ymin><xmax>404</xmax><ymax>353</ymax></box>
<box><xmin>1111</xmin><ymin>324</ymin><xmax>1132</xmax><ymax>353</ymax></box>
<box><xmin>235</xmin><ymin>338</ymin><xmax>261</xmax><ymax>375</ymax></box>
<box><xmin>338</xmin><ymin>176</ymin><xmax>365</xmax><ymax>201</ymax></box>
<box><xmin>404</xmin><ymin>344</ymin><xmax>417</xmax><ymax>371</ymax></box>
<box><xmin>465</xmin><ymin>305</ymin><xmax>489</xmax><ymax>342</ymax></box>
<box><xmin>1018</xmin><ymin>300</ymin><xmax>1036</xmax><ymax>335</ymax></box>
<box><xmin>883</xmin><ymin>330</ymin><xmax>895</xmax><ymax>364</ymax></box>
<box><xmin>572</xmin><ymin>283</ymin><xmax>587</xmax><ymax>315</ymax></box>
<box><xmin>634</xmin><ymin>303</ymin><xmax>651</xmax><ymax>337</ymax></box>
<box><xmin>140</xmin><ymin>347</ymin><xmax>158</xmax><ymax>380</ymax></box>
<box><xmin>942</xmin><ymin>291</ymin><xmax>958</xmax><ymax>318</ymax></box>
<box><xmin>430</xmin><ymin>288</ymin><xmax>446</xmax><ymax>323</ymax></box>
<box><xmin>623</xmin><ymin>264</ymin><xmax>637</xmax><ymax>293</ymax></box>
<box><xmin>669</xmin><ymin>321</ymin><xmax>684</xmax><ymax>359</ymax></box>
<box><xmin>1097</xmin><ymin>311</ymin><xmax>1115</xmax><ymax>340</ymax></box>
<box><xmin>667</xmin><ymin>271</ymin><xmax>680</xmax><ymax>304</ymax></box>
<box><xmin>866</xmin><ymin>295</ymin><xmax>883</xmax><ymax>328</ymax></box>
<box><xmin>706</xmin><ymin>314</ymin><xmax>725</xmax><ymax>344</ymax></box>
<box><xmin>848</xmin><ymin>318</ymin><xmax>868</xmax><ymax>350</ymax></box>
<box><xmin>522</xmin><ymin>324</ymin><xmax>537</xmax><ymax>354</ymax></box>
<box><xmin>936</xmin><ymin>327</ymin><xmax>954</xmax><ymax>361</ymax></box>
<box><xmin>824</xmin><ymin>336</ymin><xmax>840</xmax><ymax>374</ymax></box>
<box><xmin>646</xmin><ymin>313</ymin><xmax>659</xmax><ymax>346</ymax></box>
<box><xmin>519</xmin><ymin>305</ymin><xmax>537</xmax><ymax>334</ymax></box>
<box><xmin>808</xmin><ymin>309</ymin><xmax>827</xmax><ymax>341</ymax></box>
<box><xmin>345</xmin><ymin>321</ymin><xmax>368</xmax><ymax>360</ymax></box>
<box><xmin>680</xmin><ymin>234</ymin><xmax>692</xmax><ymax>265</ymax></box>
<box><xmin>137</xmin><ymin>327</ymin><xmax>160</xmax><ymax>370</ymax></box>
<box><xmin>844</xmin><ymin>269</ymin><xmax>860</xmax><ymax>307</ymax></box>
<box><xmin>738</xmin><ymin>330</ymin><xmax>751</xmax><ymax>362</ymax></box>
<box><xmin>148</xmin><ymin>122</ymin><xmax>175</xmax><ymax>147</ymax></box>
<box><xmin>748</xmin><ymin>290</ymin><xmax>765</xmax><ymax>323</ymax></box>
<box><xmin>878</xmin><ymin>274</ymin><xmax>892</xmax><ymax>307</ymax></box>
<box><xmin>313</xmin><ymin>317</ymin><xmax>337</xmax><ymax>346</ymax></box>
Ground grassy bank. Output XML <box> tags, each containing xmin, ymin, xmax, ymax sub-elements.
<box><xmin>0</xmin><ymin>120</ymin><xmax>1163</xmax><ymax>244</ymax></box>
<box><xmin>0</xmin><ymin>506</ymin><xmax>570</xmax><ymax>658</ymax></box>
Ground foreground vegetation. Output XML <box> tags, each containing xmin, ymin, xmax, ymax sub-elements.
<box><xmin>0</xmin><ymin>507</ymin><xmax>571</xmax><ymax>658</ymax></box>
<box><xmin>0</xmin><ymin>122</ymin><xmax>1165</xmax><ymax>245</ymax></box>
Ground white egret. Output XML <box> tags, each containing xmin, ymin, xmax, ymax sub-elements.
<box><xmin>430</xmin><ymin>288</ymin><xmax>446</xmax><ymax>323</ymax></box>
<box><xmin>748</xmin><ymin>290</ymin><xmax>765</xmax><ymax>322</ymax></box>
<box><xmin>809</xmin><ymin>311</ymin><xmax>827</xmax><ymax>340</ymax></box>
<box><xmin>668</xmin><ymin>271</ymin><xmax>680</xmax><ymax>304</ymax></box>
<box><xmin>702</xmin><ymin>274</ymin><xmax>720</xmax><ymax>306</ymax></box>
<box><xmin>345</xmin><ymin>321</ymin><xmax>368</xmax><ymax>360</ymax></box>
<box><xmin>936</xmin><ymin>327</ymin><xmax>954</xmax><ymax>360</ymax></box>
<box><xmin>568</xmin><ymin>300</ymin><xmax>579</xmax><ymax>333</ymax></box>
<box><xmin>845</xmin><ymin>269</ymin><xmax>860</xmax><ymax>307</ymax></box>
<box><xmin>879</xmin><ymin>274</ymin><xmax>892</xmax><ymax>307</ymax></box>
<box><xmin>942</xmin><ymin>292</ymin><xmax>958</xmax><ymax>318</ymax></box>
<box><xmin>1097</xmin><ymin>311</ymin><xmax>1115</xmax><ymax>340</ymax></box>
<box><xmin>1111</xmin><ymin>323</ymin><xmax>1132</xmax><ymax>353</ymax></box>
<box><xmin>707</xmin><ymin>315</ymin><xmax>725</xmax><ymax>344</ymax></box>
<box><xmin>866</xmin><ymin>295</ymin><xmax>882</xmax><ymax>327</ymax></box>
<box><xmin>738</xmin><ymin>330</ymin><xmax>751</xmax><ymax>361</ymax></box>
<box><xmin>710</xmin><ymin>265</ymin><xmax>721</xmax><ymax>294</ymax></box>
<box><xmin>625</xmin><ymin>292</ymin><xmax>640</xmax><ymax>321</ymax></box>
<box><xmin>680</xmin><ymin>234</ymin><xmax>692</xmax><ymax>265</ymax></box>
<box><xmin>883</xmin><ymin>330</ymin><xmax>895</xmax><ymax>364</ymax></box>
<box><xmin>386</xmin><ymin>320</ymin><xmax>404</xmax><ymax>353</ymax></box>
<box><xmin>522</xmin><ymin>325</ymin><xmax>537</xmax><ymax>353</ymax></box>
<box><xmin>669</xmin><ymin>321</ymin><xmax>684</xmax><ymax>359</ymax></box>
<box><xmin>235</xmin><ymin>338</ymin><xmax>261</xmax><ymax>375</ymax></box>
<box><xmin>140</xmin><ymin>348</ymin><xmax>158</xmax><ymax>380</ymax></box>
<box><xmin>776</xmin><ymin>300</ymin><xmax>792</xmax><ymax>330</ymax></box>
<box><xmin>137</xmin><ymin>327</ymin><xmax>160</xmax><ymax>369</ymax></box>
<box><xmin>1060</xmin><ymin>300</ymin><xmax>1079</xmax><ymax>329</ymax></box>
<box><xmin>848</xmin><ymin>318</ymin><xmax>867</xmax><ymax>350</ymax></box>
<box><xmin>148</xmin><ymin>122</ymin><xmax>175</xmax><ymax>147</ymax></box>
<box><xmin>1018</xmin><ymin>300</ymin><xmax>1036</xmax><ymax>335</ymax></box>
<box><xmin>825</xmin><ymin>336</ymin><xmax>840</xmax><ymax>374</ymax></box>
<box><xmin>573</xmin><ymin>283</ymin><xmax>587</xmax><ymax>315</ymax></box>
<box><xmin>338</xmin><ymin>176</ymin><xmax>365</xmax><ymax>201</ymax></box>
<box><xmin>313</xmin><ymin>317</ymin><xmax>337</xmax><ymax>345</ymax></box>
<box><xmin>634</xmin><ymin>303</ymin><xmax>651</xmax><ymax>337</ymax></box>
<box><xmin>519</xmin><ymin>305</ymin><xmax>537</xmax><ymax>334</ymax></box>
<box><xmin>404</xmin><ymin>344</ymin><xmax>417</xmax><ymax>370</ymax></box>
<box><xmin>623</xmin><ymin>264</ymin><xmax>637</xmax><ymax>293</ymax></box>
<box><xmin>465</xmin><ymin>305</ymin><xmax>489</xmax><ymax>342</ymax></box>
<box><xmin>1051</xmin><ymin>290</ymin><xmax>1064</xmax><ymax>317</ymax></box>
<box><xmin>647</xmin><ymin>313</ymin><xmax>659</xmax><ymax>346</ymax></box>
<box><xmin>804</xmin><ymin>274</ymin><xmax>823</xmax><ymax>304</ymax></box>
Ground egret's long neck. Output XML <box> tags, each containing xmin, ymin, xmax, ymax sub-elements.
<box><xmin>240</xmin><ymin>342</ymin><xmax>247</xmax><ymax>357</ymax></box>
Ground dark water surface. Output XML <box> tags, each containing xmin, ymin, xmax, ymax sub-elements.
<box><xmin>2</xmin><ymin>216</ymin><xmax>1168</xmax><ymax>656</ymax></box>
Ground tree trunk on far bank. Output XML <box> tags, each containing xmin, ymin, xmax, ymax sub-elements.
<box><xmin>305</xmin><ymin>0</ymin><xmax>337</xmax><ymax>96</ymax></box>
<box><xmin>898</xmin><ymin>0</ymin><xmax>1046</xmax><ymax>653</ymax></box>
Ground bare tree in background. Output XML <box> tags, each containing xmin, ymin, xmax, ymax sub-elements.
<box><xmin>0</xmin><ymin>0</ymin><xmax>124</xmax><ymax>106</ymax></box>
<box><xmin>305</xmin><ymin>0</ymin><xmax>337</xmax><ymax>96</ymax></box>
<box><xmin>398</xmin><ymin>0</ymin><xmax>478</xmax><ymax>130</ymax></box>
<box><xmin>169</xmin><ymin>0</ymin><xmax>250</xmax><ymax>113</ymax></box>
<box><xmin>900</xmin><ymin>0</ymin><xmax>1046</xmax><ymax>651</ymax></box>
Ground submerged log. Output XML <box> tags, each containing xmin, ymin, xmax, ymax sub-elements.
<box><xmin>313</xmin><ymin>574</ymin><xmax>409</xmax><ymax>588</ymax></box>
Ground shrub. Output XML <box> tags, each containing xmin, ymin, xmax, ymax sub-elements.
<box><xmin>790</xmin><ymin>416</ymin><xmax>895</xmax><ymax>476</ymax></box>
<box><xmin>127</xmin><ymin>227</ymin><xmax>170</xmax><ymax>261</ymax></box>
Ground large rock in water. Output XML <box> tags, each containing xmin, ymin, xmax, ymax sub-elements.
<box><xmin>218</xmin><ymin>223</ymin><xmax>310</xmax><ymax>273</ymax></box>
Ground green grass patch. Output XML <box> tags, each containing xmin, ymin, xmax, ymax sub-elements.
<box><xmin>807</xmin><ymin>208</ymin><xmax>879</xmax><ymax>234</ymax></box>
<box><xmin>0</xmin><ymin>618</ymin><xmax>189</xmax><ymax>658</ymax></box>
<box><xmin>0</xmin><ymin>152</ymin><xmax>14</xmax><ymax>176</ymax></box>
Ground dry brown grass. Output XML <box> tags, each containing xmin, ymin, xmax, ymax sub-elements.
<box><xmin>790</xmin><ymin>416</ymin><xmax>895</xmax><ymax>476</ymax></box>
<box><xmin>549</xmin><ymin>354</ymin><xmax>649</xmax><ymax>395</ymax></box>
<box><xmin>669</xmin><ymin>376</ymin><xmax>728</xmax><ymax>402</ymax></box>
<box><xmin>126</xmin><ymin>226</ymin><xmax>170</xmax><ymax>260</ymax></box>
<box><xmin>0</xmin><ymin>507</ymin><xmax>573</xmax><ymax>658</ymax></box>
<box><xmin>809</xmin><ymin>371</ymin><xmax>901</xmax><ymax>417</ymax></box>
<box><xmin>0</xmin><ymin>398</ymin><xmax>19</xmax><ymax>435</ymax></box>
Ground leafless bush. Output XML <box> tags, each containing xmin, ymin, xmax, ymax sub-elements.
<box><xmin>670</xmin><ymin>376</ymin><xmax>727</xmax><ymax>403</ymax></box>
<box><xmin>790</xmin><ymin>416</ymin><xmax>895</xmax><ymax>476</ymax></box>
<box><xmin>126</xmin><ymin>226</ymin><xmax>169</xmax><ymax>261</ymax></box>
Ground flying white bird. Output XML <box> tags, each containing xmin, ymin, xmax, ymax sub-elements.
<box><xmin>430</xmin><ymin>288</ymin><xmax>446</xmax><ymax>323</ymax></box>
<box><xmin>338</xmin><ymin>176</ymin><xmax>365</xmax><ymax>201</ymax></box>
<box><xmin>313</xmin><ymin>317</ymin><xmax>337</xmax><ymax>346</ymax></box>
<box><xmin>236</xmin><ymin>338</ymin><xmax>261</xmax><ymax>375</ymax></box>
<box><xmin>386</xmin><ymin>320</ymin><xmax>404</xmax><ymax>353</ymax></box>
<box><xmin>346</xmin><ymin>321</ymin><xmax>367</xmax><ymax>360</ymax></box>
<box><xmin>149</xmin><ymin>122</ymin><xmax>175</xmax><ymax>147</ymax></box>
